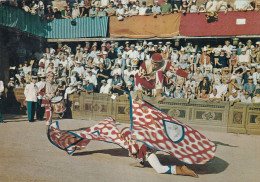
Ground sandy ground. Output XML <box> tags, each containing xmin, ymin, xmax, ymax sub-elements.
<box><xmin>0</xmin><ymin>114</ymin><xmax>260</xmax><ymax>182</ymax></box>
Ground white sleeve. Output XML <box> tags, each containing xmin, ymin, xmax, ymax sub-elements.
<box><xmin>0</xmin><ymin>81</ymin><xmax>4</xmax><ymax>93</ymax></box>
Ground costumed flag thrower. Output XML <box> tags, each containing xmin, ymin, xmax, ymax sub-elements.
<box><xmin>129</xmin><ymin>95</ymin><xmax>216</xmax><ymax>165</ymax></box>
<box><xmin>47</xmin><ymin>94</ymin><xmax>216</xmax><ymax>165</ymax></box>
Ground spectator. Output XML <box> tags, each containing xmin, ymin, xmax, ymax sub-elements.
<box><xmin>45</xmin><ymin>5</ymin><xmax>54</xmax><ymax>21</ymax></box>
<box><xmin>152</xmin><ymin>1</ymin><xmax>161</xmax><ymax>16</ymax></box>
<box><xmin>252</xmin><ymin>89</ymin><xmax>260</xmax><ymax>103</ymax></box>
<box><xmin>209</xmin><ymin>88</ymin><xmax>222</xmax><ymax>102</ymax></box>
<box><xmin>79</xmin><ymin>3</ymin><xmax>88</xmax><ymax>17</ymax></box>
<box><xmin>83</xmin><ymin>79</ymin><xmax>94</xmax><ymax>93</ymax></box>
<box><xmin>72</xmin><ymin>3</ymin><xmax>80</xmax><ymax>19</ymax></box>
<box><xmin>64</xmin><ymin>83</ymin><xmax>77</xmax><ymax>99</ymax></box>
<box><xmin>243</xmin><ymin>76</ymin><xmax>256</xmax><ymax>97</ymax></box>
<box><xmin>53</xmin><ymin>7</ymin><xmax>62</xmax><ymax>19</ymax></box>
<box><xmin>240</xmin><ymin>91</ymin><xmax>252</xmax><ymax>103</ymax></box>
<box><xmin>105</xmin><ymin>2</ymin><xmax>117</xmax><ymax>16</ymax></box>
<box><xmin>253</xmin><ymin>65</ymin><xmax>260</xmax><ymax>85</ymax></box>
<box><xmin>161</xmin><ymin>0</ymin><xmax>172</xmax><ymax>14</ymax></box>
<box><xmin>99</xmin><ymin>80</ymin><xmax>111</xmax><ymax>94</ymax></box>
<box><xmin>97</xmin><ymin>6</ymin><xmax>107</xmax><ymax>17</ymax></box>
<box><xmin>229</xmin><ymin>89</ymin><xmax>240</xmax><ymax>106</ymax></box>
<box><xmin>234</xmin><ymin>0</ymin><xmax>253</xmax><ymax>11</ymax></box>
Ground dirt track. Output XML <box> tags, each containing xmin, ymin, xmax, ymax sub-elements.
<box><xmin>1</xmin><ymin>114</ymin><xmax>260</xmax><ymax>182</ymax></box>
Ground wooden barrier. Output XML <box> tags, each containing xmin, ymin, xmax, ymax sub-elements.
<box><xmin>9</xmin><ymin>88</ymin><xmax>260</xmax><ymax>135</ymax></box>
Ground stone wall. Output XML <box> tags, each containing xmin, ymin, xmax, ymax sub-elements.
<box><xmin>10</xmin><ymin>88</ymin><xmax>260</xmax><ymax>135</ymax></box>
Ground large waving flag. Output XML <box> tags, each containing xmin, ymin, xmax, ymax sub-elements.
<box><xmin>130</xmin><ymin>98</ymin><xmax>216</xmax><ymax>164</ymax></box>
<box><xmin>47</xmin><ymin>117</ymin><xmax>129</xmax><ymax>154</ymax></box>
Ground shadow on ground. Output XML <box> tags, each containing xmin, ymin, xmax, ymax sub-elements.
<box><xmin>73</xmin><ymin>148</ymin><xmax>129</xmax><ymax>157</ymax></box>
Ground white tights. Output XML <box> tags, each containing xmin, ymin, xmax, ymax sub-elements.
<box><xmin>147</xmin><ymin>153</ymin><xmax>176</xmax><ymax>174</ymax></box>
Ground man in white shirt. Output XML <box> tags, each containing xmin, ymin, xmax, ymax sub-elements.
<box><xmin>238</xmin><ymin>48</ymin><xmax>250</xmax><ymax>65</ymax></box>
<box><xmin>100</xmin><ymin>80</ymin><xmax>111</xmax><ymax>94</ymax></box>
<box><xmin>73</xmin><ymin>61</ymin><xmax>85</xmax><ymax>79</ymax></box>
<box><xmin>139</xmin><ymin>1</ymin><xmax>147</xmax><ymax>15</ymax></box>
<box><xmin>85</xmin><ymin>70</ymin><xmax>97</xmax><ymax>87</ymax></box>
<box><xmin>0</xmin><ymin>80</ymin><xmax>4</xmax><ymax>123</ymax></box>
<box><xmin>64</xmin><ymin>83</ymin><xmax>77</xmax><ymax>99</ymax></box>
<box><xmin>127</xmin><ymin>45</ymin><xmax>138</xmax><ymax>61</ymax></box>
<box><xmin>24</xmin><ymin>76</ymin><xmax>38</xmax><ymax>122</ymax></box>
<box><xmin>222</xmin><ymin>40</ymin><xmax>233</xmax><ymax>54</ymax></box>
<box><xmin>209</xmin><ymin>89</ymin><xmax>222</xmax><ymax>102</ymax></box>
<box><xmin>229</xmin><ymin>89</ymin><xmax>240</xmax><ymax>106</ymax></box>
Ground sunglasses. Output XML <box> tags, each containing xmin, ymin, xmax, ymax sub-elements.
<box><xmin>245</xmin><ymin>94</ymin><xmax>249</xmax><ymax>95</ymax></box>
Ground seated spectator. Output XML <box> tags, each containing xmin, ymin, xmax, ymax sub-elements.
<box><xmin>198</xmin><ymin>89</ymin><xmax>209</xmax><ymax>101</ymax></box>
<box><xmin>189</xmin><ymin>1</ymin><xmax>198</xmax><ymax>13</ymax></box>
<box><xmin>216</xmin><ymin>49</ymin><xmax>230</xmax><ymax>69</ymax></box>
<box><xmin>229</xmin><ymin>89</ymin><xmax>240</xmax><ymax>106</ymax></box>
<box><xmin>100</xmin><ymin>0</ymin><xmax>110</xmax><ymax>8</ymax></box>
<box><xmin>37</xmin><ymin>4</ymin><xmax>45</xmax><ymax>18</ymax></box>
<box><xmin>111</xmin><ymin>82</ymin><xmax>124</xmax><ymax>96</ymax></box>
<box><xmin>173</xmin><ymin>86</ymin><xmax>183</xmax><ymax>98</ymax></box>
<box><xmin>83</xmin><ymin>79</ymin><xmax>94</xmax><ymax>93</ymax></box>
<box><xmin>238</xmin><ymin>48</ymin><xmax>250</xmax><ymax>65</ymax></box>
<box><xmin>105</xmin><ymin>2</ymin><xmax>117</xmax><ymax>16</ymax></box>
<box><xmin>76</xmin><ymin>81</ymin><xmax>85</xmax><ymax>94</ymax></box>
<box><xmin>100</xmin><ymin>80</ymin><xmax>111</xmax><ymax>94</ymax></box>
<box><xmin>217</xmin><ymin>0</ymin><xmax>228</xmax><ymax>13</ymax></box>
<box><xmin>243</xmin><ymin>76</ymin><xmax>256</xmax><ymax>97</ymax></box>
<box><xmin>253</xmin><ymin>66</ymin><xmax>260</xmax><ymax>85</ymax></box>
<box><xmin>240</xmin><ymin>91</ymin><xmax>252</xmax><ymax>103</ymax></box>
<box><xmin>85</xmin><ymin>70</ymin><xmax>98</xmax><ymax>88</ymax></box>
<box><xmin>209</xmin><ymin>88</ymin><xmax>222</xmax><ymax>102</ymax></box>
<box><xmin>61</xmin><ymin>5</ymin><xmax>67</xmax><ymax>19</ymax></box>
<box><xmin>198</xmin><ymin>76</ymin><xmax>211</xmax><ymax>94</ymax></box>
<box><xmin>161</xmin><ymin>0</ymin><xmax>173</xmax><ymax>14</ymax></box>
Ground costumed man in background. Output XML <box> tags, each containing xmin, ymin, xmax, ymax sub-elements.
<box><xmin>40</xmin><ymin>72</ymin><xmax>58</xmax><ymax>129</ymax></box>
<box><xmin>0</xmin><ymin>80</ymin><xmax>5</xmax><ymax>123</ymax></box>
<box><xmin>36</xmin><ymin>74</ymin><xmax>46</xmax><ymax>120</ymax></box>
<box><xmin>135</xmin><ymin>53</ymin><xmax>189</xmax><ymax>102</ymax></box>
<box><xmin>120</xmin><ymin>127</ymin><xmax>198</xmax><ymax>177</ymax></box>
<box><xmin>24</xmin><ymin>76</ymin><xmax>38</xmax><ymax>122</ymax></box>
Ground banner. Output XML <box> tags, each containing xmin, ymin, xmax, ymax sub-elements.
<box><xmin>109</xmin><ymin>14</ymin><xmax>181</xmax><ymax>38</ymax></box>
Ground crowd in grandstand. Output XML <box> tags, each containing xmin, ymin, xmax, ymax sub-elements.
<box><xmin>7</xmin><ymin>39</ymin><xmax>260</xmax><ymax>104</ymax></box>
<box><xmin>2</xmin><ymin>0</ymin><xmax>259</xmax><ymax>20</ymax></box>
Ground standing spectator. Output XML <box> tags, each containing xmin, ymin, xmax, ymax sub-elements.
<box><xmin>105</xmin><ymin>2</ymin><xmax>117</xmax><ymax>16</ymax></box>
<box><xmin>89</xmin><ymin>6</ymin><xmax>97</xmax><ymax>17</ymax></box>
<box><xmin>45</xmin><ymin>5</ymin><xmax>54</xmax><ymax>21</ymax></box>
<box><xmin>139</xmin><ymin>1</ymin><xmax>148</xmax><ymax>15</ymax></box>
<box><xmin>64</xmin><ymin>83</ymin><xmax>77</xmax><ymax>100</ymax></box>
<box><xmin>53</xmin><ymin>7</ymin><xmax>62</xmax><ymax>19</ymax></box>
<box><xmin>72</xmin><ymin>3</ymin><xmax>80</xmax><ymax>19</ymax></box>
<box><xmin>0</xmin><ymin>80</ymin><xmax>4</xmax><ymax>123</ymax></box>
<box><xmin>24</xmin><ymin>76</ymin><xmax>38</xmax><ymax>122</ymax></box>
<box><xmin>161</xmin><ymin>0</ymin><xmax>172</xmax><ymax>14</ymax></box>
<box><xmin>79</xmin><ymin>3</ymin><xmax>88</xmax><ymax>17</ymax></box>
<box><xmin>61</xmin><ymin>5</ymin><xmax>68</xmax><ymax>19</ymax></box>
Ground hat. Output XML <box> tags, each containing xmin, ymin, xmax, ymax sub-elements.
<box><xmin>116</xmin><ymin>83</ymin><xmax>122</xmax><ymax>86</ymax></box>
<box><xmin>205</xmin><ymin>67</ymin><xmax>211</xmax><ymax>71</ymax></box>
<box><xmin>238</xmin><ymin>42</ymin><xmax>243</xmax><ymax>45</ymax></box>
<box><xmin>248</xmin><ymin>76</ymin><xmax>253</xmax><ymax>80</ymax></box>
<box><xmin>130</xmin><ymin>44</ymin><xmax>135</xmax><ymax>47</ymax></box>
<box><xmin>77</xmin><ymin>81</ymin><xmax>82</xmax><ymax>85</ymax></box>
<box><xmin>103</xmin><ymin>51</ymin><xmax>108</xmax><ymax>55</ymax></box>
<box><xmin>151</xmin><ymin>53</ymin><xmax>162</xmax><ymax>62</ymax></box>
<box><xmin>232</xmin><ymin>89</ymin><xmax>237</xmax><ymax>93</ymax></box>
<box><xmin>101</xmin><ymin>80</ymin><xmax>106</xmax><ymax>83</ymax></box>
<box><xmin>76</xmin><ymin>61</ymin><xmax>81</xmax><ymax>64</ymax></box>
<box><xmin>256</xmin><ymin>41</ymin><xmax>260</xmax><ymax>45</ymax></box>
<box><xmin>137</xmin><ymin>47</ymin><xmax>142</xmax><ymax>51</ymax></box>
<box><xmin>191</xmin><ymin>49</ymin><xmax>196</xmax><ymax>53</ymax></box>
<box><xmin>10</xmin><ymin>77</ymin><xmax>14</xmax><ymax>80</ymax></box>
<box><xmin>154</xmin><ymin>45</ymin><xmax>158</xmax><ymax>48</ymax></box>
<box><xmin>40</xmin><ymin>74</ymin><xmax>46</xmax><ymax>78</ymax></box>
<box><xmin>256</xmin><ymin>65</ymin><xmax>260</xmax><ymax>69</ymax></box>
<box><xmin>158</xmin><ymin>42</ymin><xmax>163</xmax><ymax>44</ymax></box>
<box><xmin>166</xmin><ymin>42</ymin><xmax>171</xmax><ymax>45</ymax></box>
<box><xmin>241</xmin><ymin>48</ymin><xmax>247</xmax><ymax>52</ymax></box>
<box><xmin>231</xmin><ymin>48</ymin><xmax>237</xmax><ymax>51</ymax></box>
<box><xmin>71</xmin><ymin>54</ymin><xmax>75</xmax><ymax>57</ymax></box>
<box><xmin>148</xmin><ymin>42</ymin><xmax>153</xmax><ymax>46</ymax></box>
<box><xmin>32</xmin><ymin>76</ymin><xmax>37</xmax><ymax>79</ymax></box>
<box><xmin>117</xmin><ymin>52</ymin><xmax>122</xmax><ymax>55</ymax></box>
<box><xmin>127</xmin><ymin>65</ymin><xmax>131</xmax><ymax>67</ymax></box>
<box><xmin>69</xmin><ymin>83</ymin><xmax>74</xmax><ymax>86</ymax></box>
<box><xmin>247</xmin><ymin>40</ymin><xmax>252</xmax><ymax>43</ymax></box>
